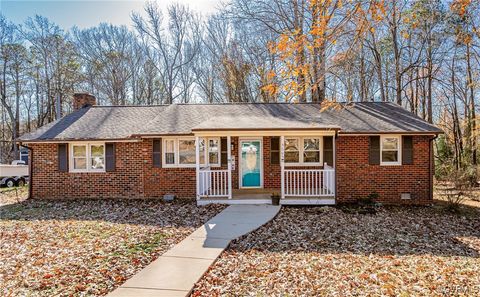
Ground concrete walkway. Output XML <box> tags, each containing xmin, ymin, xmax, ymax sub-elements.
<box><xmin>108</xmin><ymin>204</ymin><xmax>281</xmax><ymax>297</ymax></box>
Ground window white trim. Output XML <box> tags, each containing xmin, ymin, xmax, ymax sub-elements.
<box><xmin>303</xmin><ymin>137</ymin><xmax>322</xmax><ymax>164</ymax></box>
<box><xmin>162</xmin><ymin>137</ymin><xmax>220</xmax><ymax>168</ymax></box>
<box><xmin>206</xmin><ymin>138</ymin><xmax>221</xmax><ymax>167</ymax></box>
<box><xmin>284</xmin><ymin>137</ymin><xmax>300</xmax><ymax>164</ymax></box>
<box><xmin>178</xmin><ymin>137</ymin><xmax>197</xmax><ymax>166</ymax></box>
<box><xmin>163</xmin><ymin>138</ymin><xmax>177</xmax><ymax>167</ymax></box>
<box><xmin>380</xmin><ymin>135</ymin><xmax>402</xmax><ymax>166</ymax></box>
<box><xmin>69</xmin><ymin>142</ymin><xmax>106</xmax><ymax>173</ymax></box>
<box><xmin>284</xmin><ymin>136</ymin><xmax>323</xmax><ymax>166</ymax></box>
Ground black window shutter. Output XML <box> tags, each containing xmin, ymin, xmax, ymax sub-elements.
<box><xmin>105</xmin><ymin>143</ymin><xmax>116</xmax><ymax>172</ymax></box>
<box><xmin>369</xmin><ymin>136</ymin><xmax>380</xmax><ymax>165</ymax></box>
<box><xmin>270</xmin><ymin>137</ymin><xmax>280</xmax><ymax>164</ymax></box>
<box><xmin>153</xmin><ymin>139</ymin><xmax>162</xmax><ymax>168</ymax></box>
<box><xmin>402</xmin><ymin>136</ymin><xmax>413</xmax><ymax>165</ymax></box>
<box><xmin>221</xmin><ymin>137</ymin><xmax>228</xmax><ymax>166</ymax></box>
<box><xmin>323</xmin><ymin>136</ymin><xmax>334</xmax><ymax>166</ymax></box>
<box><xmin>58</xmin><ymin>143</ymin><xmax>68</xmax><ymax>172</ymax></box>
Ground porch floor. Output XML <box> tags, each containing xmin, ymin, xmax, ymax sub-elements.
<box><xmin>197</xmin><ymin>188</ymin><xmax>335</xmax><ymax>205</ymax></box>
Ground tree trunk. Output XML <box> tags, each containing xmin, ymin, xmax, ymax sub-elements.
<box><xmin>466</xmin><ymin>44</ymin><xmax>476</xmax><ymax>165</ymax></box>
<box><xmin>293</xmin><ymin>0</ymin><xmax>307</xmax><ymax>102</ymax></box>
<box><xmin>390</xmin><ymin>2</ymin><xmax>402</xmax><ymax>105</ymax></box>
<box><xmin>13</xmin><ymin>66</ymin><xmax>20</xmax><ymax>160</ymax></box>
<box><xmin>426</xmin><ymin>38</ymin><xmax>433</xmax><ymax>123</ymax></box>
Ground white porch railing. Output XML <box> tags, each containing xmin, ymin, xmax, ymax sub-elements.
<box><xmin>283</xmin><ymin>167</ymin><xmax>335</xmax><ymax>197</ymax></box>
<box><xmin>198</xmin><ymin>167</ymin><xmax>230</xmax><ymax>198</ymax></box>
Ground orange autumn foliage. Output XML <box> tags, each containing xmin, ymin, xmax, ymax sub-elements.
<box><xmin>262</xmin><ymin>0</ymin><xmax>386</xmax><ymax>102</ymax></box>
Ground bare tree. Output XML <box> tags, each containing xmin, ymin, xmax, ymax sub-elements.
<box><xmin>133</xmin><ymin>2</ymin><xmax>201</xmax><ymax>104</ymax></box>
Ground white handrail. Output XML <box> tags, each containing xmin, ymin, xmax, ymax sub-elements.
<box><xmin>283</xmin><ymin>168</ymin><xmax>335</xmax><ymax>197</ymax></box>
<box><xmin>199</xmin><ymin>168</ymin><xmax>230</xmax><ymax>198</ymax></box>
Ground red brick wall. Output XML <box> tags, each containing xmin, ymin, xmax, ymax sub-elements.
<box><xmin>142</xmin><ymin>139</ymin><xmax>196</xmax><ymax>199</ymax></box>
<box><xmin>29</xmin><ymin>142</ymin><xmax>144</xmax><ymax>199</ymax></box>
<box><xmin>29</xmin><ymin>139</ymin><xmax>241</xmax><ymax>200</ymax></box>
<box><xmin>336</xmin><ymin>135</ymin><xmax>433</xmax><ymax>204</ymax></box>
<box><xmin>263</xmin><ymin>136</ymin><xmax>281</xmax><ymax>189</ymax></box>
<box><xmin>28</xmin><ymin>135</ymin><xmax>433</xmax><ymax>204</ymax></box>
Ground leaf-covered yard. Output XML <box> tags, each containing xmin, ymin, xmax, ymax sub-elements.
<box><xmin>0</xmin><ymin>194</ymin><xmax>223</xmax><ymax>296</ymax></box>
<box><xmin>193</xmin><ymin>204</ymin><xmax>480</xmax><ymax>296</ymax></box>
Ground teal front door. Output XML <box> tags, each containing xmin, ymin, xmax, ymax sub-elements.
<box><xmin>240</xmin><ymin>139</ymin><xmax>262</xmax><ymax>188</ymax></box>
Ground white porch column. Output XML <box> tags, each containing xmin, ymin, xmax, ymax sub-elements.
<box><xmin>227</xmin><ymin>136</ymin><xmax>232</xmax><ymax>199</ymax></box>
<box><xmin>195</xmin><ymin>136</ymin><xmax>200</xmax><ymax>200</ymax></box>
<box><xmin>280</xmin><ymin>135</ymin><xmax>285</xmax><ymax>199</ymax></box>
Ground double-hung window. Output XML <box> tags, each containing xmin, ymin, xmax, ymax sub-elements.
<box><xmin>284</xmin><ymin>137</ymin><xmax>322</xmax><ymax>165</ymax></box>
<box><xmin>70</xmin><ymin>143</ymin><xmax>105</xmax><ymax>172</ymax></box>
<box><xmin>284</xmin><ymin>138</ymin><xmax>300</xmax><ymax>163</ymax></box>
<box><xmin>199</xmin><ymin>138</ymin><xmax>206</xmax><ymax>165</ymax></box>
<box><xmin>380</xmin><ymin>136</ymin><xmax>401</xmax><ymax>165</ymax></box>
<box><xmin>162</xmin><ymin>137</ymin><xmax>220</xmax><ymax>168</ymax></box>
<box><xmin>164</xmin><ymin>139</ymin><xmax>176</xmax><ymax>165</ymax></box>
<box><xmin>208</xmin><ymin>138</ymin><xmax>219</xmax><ymax>165</ymax></box>
<box><xmin>303</xmin><ymin>138</ymin><xmax>320</xmax><ymax>163</ymax></box>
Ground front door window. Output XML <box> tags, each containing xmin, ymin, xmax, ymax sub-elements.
<box><xmin>241</xmin><ymin>140</ymin><xmax>261</xmax><ymax>187</ymax></box>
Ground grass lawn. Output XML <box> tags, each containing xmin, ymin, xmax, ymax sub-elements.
<box><xmin>193</xmin><ymin>203</ymin><xmax>480</xmax><ymax>296</ymax></box>
<box><xmin>0</xmin><ymin>192</ymin><xmax>224</xmax><ymax>296</ymax></box>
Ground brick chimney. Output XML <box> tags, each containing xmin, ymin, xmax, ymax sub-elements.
<box><xmin>73</xmin><ymin>93</ymin><xmax>96</xmax><ymax>111</ymax></box>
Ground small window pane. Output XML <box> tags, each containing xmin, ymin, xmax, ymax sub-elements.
<box><xmin>165</xmin><ymin>140</ymin><xmax>175</xmax><ymax>164</ymax></box>
<box><xmin>285</xmin><ymin>139</ymin><xmax>299</xmax><ymax>163</ymax></box>
<box><xmin>304</xmin><ymin>138</ymin><xmax>319</xmax><ymax>151</ymax></box>
<box><xmin>199</xmin><ymin>138</ymin><xmax>205</xmax><ymax>165</ymax></box>
<box><xmin>91</xmin><ymin>156</ymin><xmax>105</xmax><ymax>169</ymax></box>
<box><xmin>90</xmin><ymin>145</ymin><xmax>105</xmax><ymax>170</ymax></box>
<box><xmin>209</xmin><ymin>139</ymin><xmax>219</xmax><ymax>152</ymax></box>
<box><xmin>382</xmin><ymin>138</ymin><xmax>398</xmax><ymax>150</ymax></box>
<box><xmin>179</xmin><ymin>139</ymin><xmax>195</xmax><ymax>164</ymax></box>
<box><xmin>165</xmin><ymin>153</ymin><xmax>175</xmax><ymax>164</ymax></box>
<box><xmin>382</xmin><ymin>151</ymin><xmax>398</xmax><ymax>162</ymax></box>
<box><xmin>165</xmin><ymin>140</ymin><xmax>175</xmax><ymax>153</ymax></box>
<box><xmin>91</xmin><ymin>145</ymin><xmax>104</xmax><ymax>157</ymax></box>
<box><xmin>73</xmin><ymin>145</ymin><xmax>86</xmax><ymax>157</ymax></box>
<box><xmin>304</xmin><ymin>151</ymin><xmax>320</xmax><ymax>163</ymax></box>
<box><xmin>285</xmin><ymin>151</ymin><xmax>299</xmax><ymax>163</ymax></box>
<box><xmin>285</xmin><ymin>139</ymin><xmax>299</xmax><ymax>151</ymax></box>
<box><xmin>74</xmin><ymin>158</ymin><xmax>87</xmax><ymax>169</ymax></box>
<box><xmin>208</xmin><ymin>139</ymin><xmax>219</xmax><ymax>165</ymax></box>
<box><xmin>209</xmin><ymin>152</ymin><xmax>218</xmax><ymax>164</ymax></box>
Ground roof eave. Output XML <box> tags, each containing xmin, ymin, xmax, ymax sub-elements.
<box><xmin>17</xmin><ymin>137</ymin><xmax>142</xmax><ymax>144</ymax></box>
<box><xmin>338</xmin><ymin>131</ymin><xmax>443</xmax><ymax>135</ymax></box>
<box><xmin>190</xmin><ymin>127</ymin><xmax>342</xmax><ymax>132</ymax></box>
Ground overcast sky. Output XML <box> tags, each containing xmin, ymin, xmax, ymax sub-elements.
<box><xmin>0</xmin><ymin>0</ymin><xmax>222</xmax><ymax>29</ymax></box>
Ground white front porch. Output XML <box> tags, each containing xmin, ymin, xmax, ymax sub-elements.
<box><xmin>195</xmin><ymin>132</ymin><xmax>336</xmax><ymax>205</ymax></box>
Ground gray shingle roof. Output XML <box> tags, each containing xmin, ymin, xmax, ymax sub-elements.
<box><xmin>18</xmin><ymin>102</ymin><xmax>442</xmax><ymax>142</ymax></box>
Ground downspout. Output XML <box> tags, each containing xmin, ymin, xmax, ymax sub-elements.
<box><xmin>334</xmin><ymin>130</ymin><xmax>338</xmax><ymax>203</ymax></box>
<box><xmin>19</xmin><ymin>143</ymin><xmax>33</xmax><ymax>200</ymax></box>
<box><xmin>429</xmin><ymin>135</ymin><xmax>438</xmax><ymax>201</ymax></box>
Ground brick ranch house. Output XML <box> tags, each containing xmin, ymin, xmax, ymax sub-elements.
<box><xmin>18</xmin><ymin>93</ymin><xmax>442</xmax><ymax>205</ymax></box>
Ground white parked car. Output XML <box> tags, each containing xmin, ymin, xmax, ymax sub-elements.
<box><xmin>0</xmin><ymin>160</ymin><xmax>29</xmax><ymax>187</ymax></box>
